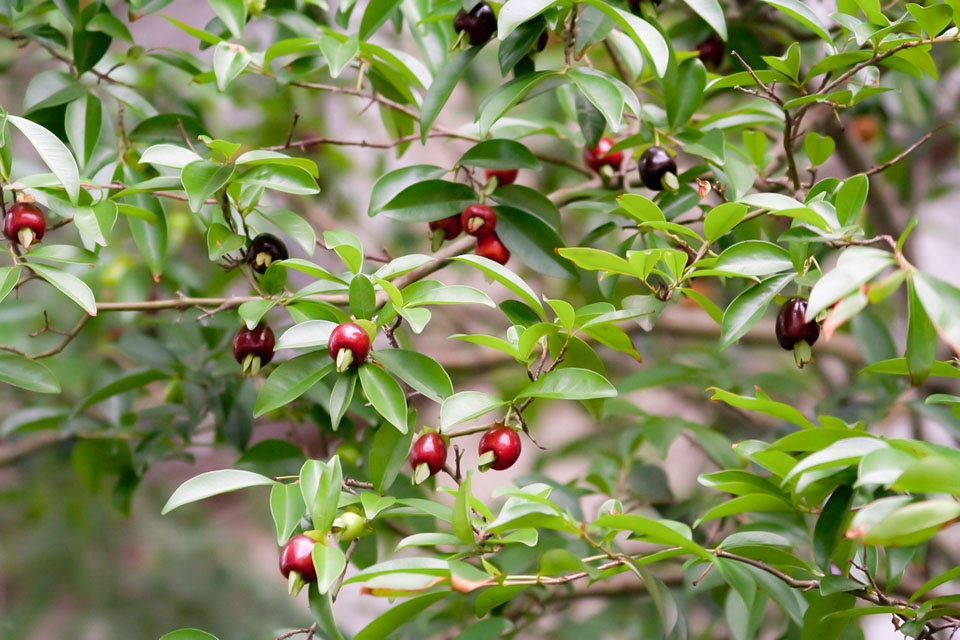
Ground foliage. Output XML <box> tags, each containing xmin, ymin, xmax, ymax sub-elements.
<box><xmin>1</xmin><ymin>0</ymin><xmax>960</xmax><ymax>638</ymax></box>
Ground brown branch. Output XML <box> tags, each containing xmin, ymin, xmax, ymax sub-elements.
<box><xmin>863</xmin><ymin>124</ymin><xmax>948</xmax><ymax>177</ymax></box>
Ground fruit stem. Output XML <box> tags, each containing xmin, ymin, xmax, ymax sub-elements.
<box><xmin>336</xmin><ymin>347</ymin><xmax>354</xmax><ymax>373</ymax></box>
<box><xmin>18</xmin><ymin>227</ymin><xmax>34</xmax><ymax>249</ymax></box>
<box><xmin>430</xmin><ymin>229</ymin><xmax>445</xmax><ymax>252</ymax></box>
<box><xmin>288</xmin><ymin>570</ymin><xmax>306</xmax><ymax>596</ymax></box>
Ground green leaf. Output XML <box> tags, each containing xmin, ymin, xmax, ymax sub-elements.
<box><xmin>715</xmin><ymin>241</ymin><xmax>793</xmax><ymax>277</ymax></box>
<box><xmin>421</xmin><ymin>47</ymin><xmax>482</xmax><ymax>143</ymax></box>
<box><xmin>78</xmin><ymin>369</ymin><xmax>168</xmax><ymax>410</ymax></box>
<box><xmin>813</xmin><ymin>485</ymin><xmax>854</xmax><ymax>571</ymax></box>
<box><xmin>452</xmin><ymin>255</ymin><xmax>546</xmax><ymax>318</ymax></box>
<box><xmin>835</xmin><ymin>174</ymin><xmax>868</xmax><ymax>225</ymax></box>
<box><xmin>323</xmin><ymin>229</ymin><xmax>363</xmax><ymax>274</ymax></box>
<box><xmin>208</xmin><ymin>0</ymin><xmax>246</xmax><ymax>37</ymax></box>
<box><xmin>73</xmin><ymin>30</ymin><xmax>111</xmax><ymax>75</ymax></box>
<box><xmin>578</xmin><ymin>0</ymin><xmax>668</xmax><ymax>76</ymax></box>
<box><xmin>719</xmin><ymin>273</ymin><xmax>794</xmax><ymax>349</ymax></box>
<box><xmin>593</xmin><ymin>514</ymin><xmax>712</xmax><ymax>560</ymax></box>
<box><xmin>358</xmin><ymin>363</ymin><xmax>408</xmax><ymax>432</ymax></box>
<box><xmin>378</xmin><ymin>180</ymin><xmax>477</xmax><ymax>222</ymax></box>
<box><xmin>235</xmin><ymin>150</ymin><xmax>319</xmax><ymax>178</ymax></box>
<box><xmin>300</xmin><ymin>458</ymin><xmax>343</xmax><ymax>533</ymax></box>
<box><xmin>709</xmin><ymin>387</ymin><xmax>818</xmax><ymax>429</ymax></box>
<box><xmin>910</xmin><ymin>566</ymin><xmax>960</xmax><ymax>604</ymax></box>
<box><xmin>515</xmin><ymin>368</ymin><xmax>616</xmax><ymax>401</ymax></box>
<box><xmin>140</xmin><ymin>144</ymin><xmax>202</xmax><ymax>169</ymax></box>
<box><xmin>270</xmin><ymin>482</ymin><xmax>305</xmax><ymax>545</ymax></box>
<box><xmin>360</xmin><ymin>0</ymin><xmax>402</xmax><ymax>39</ymax></box>
<box><xmin>569</xmin><ymin>69</ymin><xmax>627</xmax><ymax>132</ymax></box>
<box><xmin>906</xmin><ymin>279</ymin><xmax>937</xmax><ymax>385</ymax></box>
<box><xmin>804</xmin><ymin>132</ymin><xmax>835</xmax><ymax>167</ymax></box>
<box><xmin>497</xmin><ymin>0</ymin><xmax>555</xmax><ymax>39</ymax></box>
<box><xmin>861</xmin><ymin>499</ymin><xmax>960</xmax><ymax>547</ymax></box>
<box><xmin>703</xmin><ymin>202</ymin><xmax>748</xmax><ymax>243</ymax></box>
<box><xmin>180</xmin><ymin>159</ymin><xmax>234</xmax><ymax>212</ymax></box>
<box><xmin>665</xmin><ymin>58</ymin><xmax>707</xmax><ymax>130</ymax></box>
<box><xmin>162</xmin><ymin>469</ymin><xmax>274</xmax><ymax>514</ymax></box>
<box><xmin>275</xmin><ymin>320</ymin><xmax>339</xmax><ymax>350</ymax></box>
<box><xmin>495</xmin><ymin>205</ymin><xmax>578</xmax><ymax>279</ymax></box>
<box><xmin>212</xmin><ymin>41</ymin><xmax>251</xmax><ymax>91</ymax></box>
<box><xmin>806</xmin><ymin>247</ymin><xmax>893</xmax><ymax>319</ymax></box>
<box><xmin>255</xmin><ymin>355</ymin><xmax>334</xmax><ymax>417</ymax></box>
<box><xmin>458</xmin><ymin>139</ymin><xmax>541</xmax><ymax>170</ymax></box>
<box><xmin>352</xmin><ymin>592</ymin><xmax>449</xmax><ymax>640</ymax></box>
<box><xmin>159</xmin><ymin>631</ymin><xmax>220</xmax><ymax>640</ymax></box>
<box><xmin>27</xmin><ymin>263</ymin><xmax>97</xmax><ymax>316</ymax></box>
<box><xmin>477</xmin><ymin>71</ymin><xmax>560</xmax><ymax>135</ymax></box>
<box><xmin>313</xmin><ymin>544</ymin><xmax>347</xmax><ymax>594</ymax></box>
<box><xmin>761</xmin><ymin>0</ymin><xmax>833</xmax><ymax>42</ymax></box>
<box><xmin>368</xmin><ymin>423</ymin><xmax>413</xmax><ymax>493</ymax></box>
<box><xmin>7</xmin><ymin>115</ymin><xmax>80</xmax><ymax>204</ymax></box>
<box><xmin>0</xmin><ymin>353</ymin><xmax>60</xmax><ymax>393</ymax></box>
<box><xmin>453</xmin><ymin>471</ymin><xmax>474</xmax><ymax>544</ymax></box>
<box><xmin>349</xmin><ymin>274</ymin><xmax>376</xmax><ymax>319</ymax></box>
<box><xmin>206</xmin><ymin>223</ymin><xmax>245</xmax><ymax>260</ymax></box>
<box><xmin>64</xmin><ymin>94</ymin><xmax>102</xmax><ymax>169</ymax></box>
<box><xmin>405</xmin><ymin>285</ymin><xmax>495</xmax><ymax>308</ymax></box>
<box><xmin>73</xmin><ymin>201</ymin><xmax>117</xmax><ymax>247</ymax></box>
<box><xmin>0</xmin><ymin>266</ymin><xmax>20</xmax><ymax>304</ymax></box>
<box><xmin>913</xmin><ymin>272</ymin><xmax>960</xmax><ymax>357</ymax></box>
<box><xmin>682</xmin><ymin>0</ymin><xmax>727</xmax><ymax>39</ymax></box>
<box><xmin>238</xmin><ymin>164</ymin><xmax>319</xmax><ymax>195</ymax></box>
<box><xmin>440</xmin><ymin>391</ymin><xmax>507</xmax><ymax>432</ymax></box>
<box><xmin>372</xmin><ymin>348</ymin><xmax>453</xmax><ymax>403</ymax></box>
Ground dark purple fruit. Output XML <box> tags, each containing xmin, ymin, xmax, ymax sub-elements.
<box><xmin>638</xmin><ymin>146</ymin><xmax>677</xmax><ymax>191</ymax></box>
<box><xmin>233</xmin><ymin>323</ymin><xmax>276</xmax><ymax>373</ymax></box>
<box><xmin>536</xmin><ymin>29</ymin><xmax>549</xmax><ymax>52</ymax></box>
<box><xmin>248</xmin><ymin>233</ymin><xmax>288</xmax><ymax>274</ymax></box>
<box><xmin>696</xmin><ymin>35</ymin><xmax>725</xmax><ymax>69</ymax></box>
<box><xmin>628</xmin><ymin>0</ymin><xmax>662</xmax><ymax>12</ymax></box>
<box><xmin>776</xmin><ymin>297</ymin><xmax>820</xmax><ymax>350</ymax></box>
<box><xmin>454</xmin><ymin>3</ymin><xmax>496</xmax><ymax>46</ymax></box>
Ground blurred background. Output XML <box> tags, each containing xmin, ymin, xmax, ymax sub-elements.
<box><xmin>1</xmin><ymin>1</ymin><xmax>960</xmax><ymax>638</ymax></box>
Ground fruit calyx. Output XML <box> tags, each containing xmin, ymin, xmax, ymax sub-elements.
<box><xmin>453</xmin><ymin>2</ymin><xmax>496</xmax><ymax>46</ymax></box>
<box><xmin>248</xmin><ymin>233</ymin><xmax>288</xmax><ymax>274</ymax></box>
<box><xmin>328</xmin><ymin>322</ymin><xmax>371</xmax><ymax>372</ymax></box>
<box><xmin>233</xmin><ymin>323</ymin><xmax>276</xmax><ymax>375</ymax></box>
<box><xmin>638</xmin><ymin>146</ymin><xmax>678</xmax><ymax>191</ymax></box>
<box><xmin>475</xmin><ymin>234</ymin><xmax>510</xmax><ymax>265</ymax></box>
<box><xmin>4</xmin><ymin>198</ymin><xmax>47</xmax><ymax>249</ymax></box>
<box><xmin>410</xmin><ymin>431</ymin><xmax>448</xmax><ymax>484</ymax></box>
<box><xmin>478</xmin><ymin>424</ymin><xmax>522</xmax><ymax>471</ymax></box>
<box><xmin>461</xmin><ymin>204</ymin><xmax>497</xmax><ymax>237</ymax></box>
<box><xmin>583</xmin><ymin>137</ymin><xmax>623</xmax><ymax>175</ymax></box>
<box><xmin>775</xmin><ymin>297</ymin><xmax>820</xmax><ymax>367</ymax></box>
<box><xmin>279</xmin><ymin>533</ymin><xmax>318</xmax><ymax>596</ymax></box>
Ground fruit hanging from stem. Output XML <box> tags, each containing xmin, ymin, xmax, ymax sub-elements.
<box><xmin>410</xmin><ymin>432</ymin><xmax>448</xmax><ymax>484</ymax></box>
<box><xmin>695</xmin><ymin>34</ymin><xmax>725</xmax><ymax>69</ymax></box>
<box><xmin>429</xmin><ymin>215</ymin><xmax>463</xmax><ymax>251</ymax></box>
<box><xmin>478</xmin><ymin>425</ymin><xmax>522</xmax><ymax>471</ymax></box>
<box><xmin>279</xmin><ymin>533</ymin><xmax>318</xmax><ymax>596</ymax></box>
<box><xmin>461</xmin><ymin>204</ymin><xmax>497</xmax><ymax>237</ymax></box>
<box><xmin>484</xmin><ymin>169</ymin><xmax>518</xmax><ymax>187</ymax></box>
<box><xmin>248</xmin><ymin>233</ymin><xmax>288</xmax><ymax>274</ymax></box>
<box><xmin>476</xmin><ymin>234</ymin><xmax>510</xmax><ymax>265</ymax></box>
<box><xmin>583</xmin><ymin>137</ymin><xmax>623</xmax><ymax>176</ymax></box>
<box><xmin>233</xmin><ymin>323</ymin><xmax>276</xmax><ymax>375</ymax></box>
<box><xmin>4</xmin><ymin>200</ymin><xmax>47</xmax><ymax>249</ymax></box>
<box><xmin>328</xmin><ymin>322</ymin><xmax>371</xmax><ymax>372</ymax></box>
<box><xmin>453</xmin><ymin>2</ymin><xmax>496</xmax><ymax>46</ymax></box>
<box><xmin>638</xmin><ymin>146</ymin><xmax>678</xmax><ymax>191</ymax></box>
<box><xmin>776</xmin><ymin>297</ymin><xmax>820</xmax><ymax>367</ymax></box>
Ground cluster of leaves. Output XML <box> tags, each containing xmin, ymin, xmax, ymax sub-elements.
<box><xmin>2</xmin><ymin>0</ymin><xmax>960</xmax><ymax>638</ymax></box>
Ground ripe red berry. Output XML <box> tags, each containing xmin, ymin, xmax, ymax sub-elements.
<box><xmin>429</xmin><ymin>215</ymin><xmax>463</xmax><ymax>241</ymax></box>
<box><xmin>453</xmin><ymin>2</ymin><xmax>496</xmax><ymax>46</ymax></box>
<box><xmin>461</xmin><ymin>204</ymin><xmax>497</xmax><ymax>237</ymax></box>
<box><xmin>851</xmin><ymin>114</ymin><xmax>879</xmax><ymax>143</ymax></box>
<box><xmin>328</xmin><ymin>322</ymin><xmax>371</xmax><ymax>372</ymax></box>
<box><xmin>583</xmin><ymin>137</ymin><xmax>623</xmax><ymax>174</ymax></box>
<box><xmin>696</xmin><ymin>35</ymin><xmax>725</xmax><ymax>69</ymax></box>
<box><xmin>484</xmin><ymin>169</ymin><xmax>518</xmax><ymax>186</ymax></box>
<box><xmin>233</xmin><ymin>323</ymin><xmax>276</xmax><ymax>373</ymax></box>
<box><xmin>775</xmin><ymin>297</ymin><xmax>820</xmax><ymax>350</ymax></box>
<box><xmin>410</xmin><ymin>432</ymin><xmax>447</xmax><ymax>477</ymax></box>
<box><xmin>478</xmin><ymin>425</ymin><xmax>521</xmax><ymax>471</ymax></box>
<box><xmin>248</xmin><ymin>233</ymin><xmax>288</xmax><ymax>274</ymax></box>
<box><xmin>638</xmin><ymin>146</ymin><xmax>677</xmax><ymax>191</ymax></box>
<box><xmin>279</xmin><ymin>533</ymin><xmax>317</xmax><ymax>590</ymax></box>
<box><xmin>476</xmin><ymin>234</ymin><xmax>510</xmax><ymax>265</ymax></box>
<box><xmin>4</xmin><ymin>201</ymin><xmax>46</xmax><ymax>249</ymax></box>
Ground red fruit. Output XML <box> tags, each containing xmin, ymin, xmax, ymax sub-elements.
<box><xmin>851</xmin><ymin>115</ymin><xmax>879</xmax><ymax>143</ymax></box>
<box><xmin>484</xmin><ymin>169</ymin><xmax>518</xmax><ymax>186</ymax></box>
<box><xmin>279</xmin><ymin>534</ymin><xmax>317</xmax><ymax>581</ymax></box>
<box><xmin>776</xmin><ymin>297</ymin><xmax>820</xmax><ymax>350</ymax></box>
<box><xmin>4</xmin><ymin>201</ymin><xmax>46</xmax><ymax>248</ymax></box>
<box><xmin>478</xmin><ymin>425</ymin><xmax>521</xmax><ymax>471</ymax></box>
<box><xmin>695</xmin><ymin>35</ymin><xmax>725</xmax><ymax>69</ymax></box>
<box><xmin>583</xmin><ymin>137</ymin><xmax>623</xmax><ymax>174</ymax></box>
<box><xmin>410</xmin><ymin>432</ymin><xmax>447</xmax><ymax>477</ymax></box>
<box><xmin>461</xmin><ymin>204</ymin><xmax>497</xmax><ymax>237</ymax></box>
<box><xmin>429</xmin><ymin>215</ymin><xmax>463</xmax><ymax>241</ymax></box>
<box><xmin>328</xmin><ymin>322</ymin><xmax>371</xmax><ymax>371</ymax></box>
<box><xmin>233</xmin><ymin>323</ymin><xmax>276</xmax><ymax>371</ymax></box>
<box><xmin>476</xmin><ymin>234</ymin><xmax>510</xmax><ymax>265</ymax></box>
